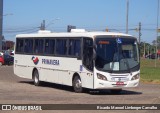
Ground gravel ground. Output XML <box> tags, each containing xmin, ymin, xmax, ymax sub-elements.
<box><xmin>0</xmin><ymin>66</ymin><xmax>160</xmax><ymax>113</ymax></box>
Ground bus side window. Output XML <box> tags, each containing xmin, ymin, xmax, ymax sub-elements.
<box><xmin>68</xmin><ymin>39</ymin><xmax>81</xmax><ymax>57</ymax></box>
<box><xmin>16</xmin><ymin>39</ymin><xmax>24</xmax><ymax>53</ymax></box>
<box><xmin>44</xmin><ymin>39</ymin><xmax>55</xmax><ymax>54</ymax></box>
<box><xmin>24</xmin><ymin>39</ymin><xmax>33</xmax><ymax>54</ymax></box>
<box><xmin>56</xmin><ymin>39</ymin><xmax>67</xmax><ymax>55</ymax></box>
<box><xmin>34</xmin><ymin>39</ymin><xmax>44</xmax><ymax>54</ymax></box>
<box><xmin>83</xmin><ymin>38</ymin><xmax>93</xmax><ymax>71</ymax></box>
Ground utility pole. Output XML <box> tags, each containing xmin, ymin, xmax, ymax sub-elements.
<box><xmin>40</xmin><ymin>20</ymin><xmax>45</xmax><ymax>30</ymax></box>
<box><xmin>143</xmin><ymin>42</ymin><xmax>145</xmax><ymax>58</ymax></box>
<box><xmin>126</xmin><ymin>0</ymin><xmax>129</xmax><ymax>34</ymax></box>
<box><xmin>139</xmin><ymin>22</ymin><xmax>142</xmax><ymax>43</ymax></box>
<box><xmin>148</xmin><ymin>45</ymin><xmax>150</xmax><ymax>57</ymax></box>
<box><xmin>0</xmin><ymin>0</ymin><xmax>3</xmax><ymax>52</ymax></box>
<box><xmin>155</xmin><ymin>0</ymin><xmax>159</xmax><ymax>67</ymax></box>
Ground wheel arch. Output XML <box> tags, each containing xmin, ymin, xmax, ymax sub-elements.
<box><xmin>72</xmin><ymin>72</ymin><xmax>81</xmax><ymax>84</ymax></box>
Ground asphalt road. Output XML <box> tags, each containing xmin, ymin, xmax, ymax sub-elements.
<box><xmin>0</xmin><ymin>66</ymin><xmax>160</xmax><ymax>113</ymax></box>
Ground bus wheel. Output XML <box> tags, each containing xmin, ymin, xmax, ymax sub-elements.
<box><xmin>33</xmin><ymin>70</ymin><xmax>40</xmax><ymax>86</ymax></box>
<box><xmin>73</xmin><ymin>76</ymin><xmax>83</xmax><ymax>93</ymax></box>
<box><xmin>110</xmin><ymin>89</ymin><xmax>122</xmax><ymax>94</ymax></box>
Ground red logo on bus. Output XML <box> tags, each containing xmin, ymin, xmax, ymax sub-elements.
<box><xmin>32</xmin><ymin>56</ymin><xmax>39</xmax><ymax>65</ymax></box>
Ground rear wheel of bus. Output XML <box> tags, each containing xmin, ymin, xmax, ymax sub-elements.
<box><xmin>73</xmin><ymin>76</ymin><xmax>83</xmax><ymax>93</ymax></box>
<box><xmin>33</xmin><ymin>69</ymin><xmax>40</xmax><ymax>86</ymax></box>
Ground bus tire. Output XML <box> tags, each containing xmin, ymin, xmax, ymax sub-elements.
<box><xmin>33</xmin><ymin>69</ymin><xmax>40</xmax><ymax>86</ymax></box>
<box><xmin>73</xmin><ymin>76</ymin><xmax>83</xmax><ymax>93</ymax></box>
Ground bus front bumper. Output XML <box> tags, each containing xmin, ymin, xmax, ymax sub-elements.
<box><xmin>94</xmin><ymin>79</ymin><xmax>140</xmax><ymax>89</ymax></box>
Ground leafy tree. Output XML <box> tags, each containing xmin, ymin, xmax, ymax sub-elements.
<box><xmin>152</xmin><ymin>36</ymin><xmax>160</xmax><ymax>50</ymax></box>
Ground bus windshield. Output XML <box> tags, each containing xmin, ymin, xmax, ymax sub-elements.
<box><xmin>95</xmin><ymin>37</ymin><xmax>139</xmax><ymax>73</ymax></box>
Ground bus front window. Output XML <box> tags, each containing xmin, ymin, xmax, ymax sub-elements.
<box><xmin>95</xmin><ymin>37</ymin><xmax>140</xmax><ymax>73</ymax></box>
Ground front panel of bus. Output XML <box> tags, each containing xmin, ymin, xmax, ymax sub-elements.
<box><xmin>93</xmin><ymin>36</ymin><xmax>140</xmax><ymax>89</ymax></box>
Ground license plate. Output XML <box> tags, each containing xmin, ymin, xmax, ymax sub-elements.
<box><xmin>111</xmin><ymin>77</ymin><xmax>128</xmax><ymax>82</ymax></box>
<box><xmin>116</xmin><ymin>81</ymin><xmax>124</xmax><ymax>85</ymax></box>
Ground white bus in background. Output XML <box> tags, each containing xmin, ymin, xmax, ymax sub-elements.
<box><xmin>14</xmin><ymin>30</ymin><xmax>140</xmax><ymax>93</ymax></box>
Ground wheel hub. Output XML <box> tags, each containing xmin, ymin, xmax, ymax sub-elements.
<box><xmin>75</xmin><ymin>80</ymin><xmax>82</xmax><ymax>88</ymax></box>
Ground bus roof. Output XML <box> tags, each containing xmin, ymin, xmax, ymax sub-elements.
<box><xmin>16</xmin><ymin>30</ymin><xmax>133</xmax><ymax>39</ymax></box>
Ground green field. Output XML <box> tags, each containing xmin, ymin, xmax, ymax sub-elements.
<box><xmin>140</xmin><ymin>58</ymin><xmax>160</xmax><ymax>84</ymax></box>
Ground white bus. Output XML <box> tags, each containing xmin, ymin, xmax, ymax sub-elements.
<box><xmin>14</xmin><ymin>30</ymin><xmax>140</xmax><ymax>93</ymax></box>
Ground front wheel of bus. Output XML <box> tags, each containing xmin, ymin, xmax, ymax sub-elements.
<box><xmin>73</xmin><ymin>76</ymin><xmax>83</xmax><ymax>93</ymax></box>
<box><xmin>33</xmin><ymin>70</ymin><xmax>40</xmax><ymax>86</ymax></box>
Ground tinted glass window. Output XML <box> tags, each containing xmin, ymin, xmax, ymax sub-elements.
<box><xmin>34</xmin><ymin>39</ymin><xmax>44</xmax><ymax>54</ymax></box>
<box><xmin>56</xmin><ymin>39</ymin><xmax>67</xmax><ymax>55</ymax></box>
<box><xmin>68</xmin><ymin>39</ymin><xmax>81</xmax><ymax>57</ymax></box>
<box><xmin>24</xmin><ymin>39</ymin><xmax>33</xmax><ymax>53</ymax></box>
<box><xmin>83</xmin><ymin>38</ymin><xmax>93</xmax><ymax>71</ymax></box>
<box><xmin>16</xmin><ymin>39</ymin><xmax>24</xmax><ymax>53</ymax></box>
<box><xmin>44</xmin><ymin>39</ymin><xmax>55</xmax><ymax>54</ymax></box>
<box><xmin>95</xmin><ymin>37</ymin><xmax>139</xmax><ymax>72</ymax></box>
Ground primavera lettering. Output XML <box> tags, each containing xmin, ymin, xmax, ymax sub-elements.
<box><xmin>42</xmin><ymin>59</ymin><xmax>59</xmax><ymax>65</ymax></box>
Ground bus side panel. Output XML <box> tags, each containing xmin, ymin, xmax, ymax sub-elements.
<box><xmin>14</xmin><ymin>55</ymin><xmax>33</xmax><ymax>79</ymax></box>
<box><xmin>14</xmin><ymin>64</ymin><xmax>26</xmax><ymax>78</ymax></box>
<box><xmin>56</xmin><ymin>58</ymin><xmax>81</xmax><ymax>86</ymax></box>
<box><xmin>39</xmin><ymin>69</ymin><xmax>59</xmax><ymax>84</ymax></box>
<box><xmin>80</xmin><ymin>72</ymin><xmax>94</xmax><ymax>89</ymax></box>
<box><xmin>58</xmin><ymin>71</ymin><xmax>72</xmax><ymax>86</ymax></box>
<box><xmin>39</xmin><ymin>69</ymin><xmax>72</xmax><ymax>86</ymax></box>
<box><xmin>38</xmin><ymin>57</ymin><xmax>81</xmax><ymax>87</ymax></box>
<box><xmin>14</xmin><ymin>55</ymin><xmax>94</xmax><ymax>89</ymax></box>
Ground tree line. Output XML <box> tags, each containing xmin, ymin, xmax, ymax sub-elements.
<box><xmin>140</xmin><ymin>36</ymin><xmax>160</xmax><ymax>57</ymax></box>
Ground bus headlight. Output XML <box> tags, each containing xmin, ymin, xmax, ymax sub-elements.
<box><xmin>131</xmin><ymin>74</ymin><xmax>140</xmax><ymax>80</ymax></box>
<box><xmin>97</xmin><ymin>73</ymin><xmax>107</xmax><ymax>81</ymax></box>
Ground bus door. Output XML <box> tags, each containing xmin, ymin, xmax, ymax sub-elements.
<box><xmin>81</xmin><ymin>37</ymin><xmax>94</xmax><ymax>89</ymax></box>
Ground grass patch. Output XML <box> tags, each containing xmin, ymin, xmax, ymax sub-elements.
<box><xmin>140</xmin><ymin>58</ymin><xmax>160</xmax><ymax>84</ymax></box>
